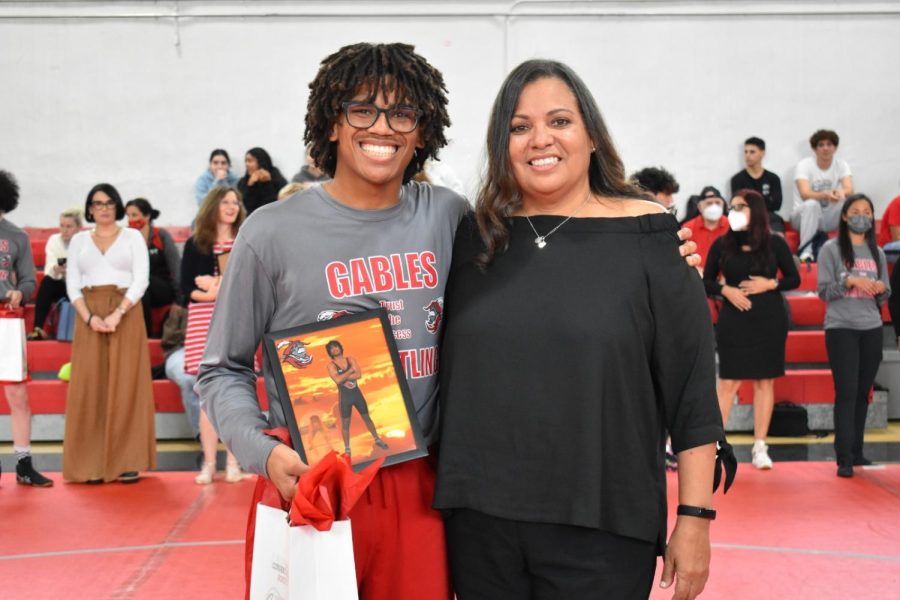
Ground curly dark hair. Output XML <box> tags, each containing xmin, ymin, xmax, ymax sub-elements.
<box><xmin>0</xmin><ymin>170</ymin><xmax>20</xmax><ymax>214</ymax></box>
<box><xmin>630</xmin><ymin>166</ymin><xmax>680</xmax><ymax>196</ymax></box>
<box><xmin>304</xmin><ymin>43</ymin><xmax>450</xmax><ymax>184</ymax></box>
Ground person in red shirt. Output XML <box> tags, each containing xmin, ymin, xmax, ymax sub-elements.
<box><xmin>683</xmin><ymin>186</ymin><xmax>729</xmax><ymax>273</ymax></box>
<box><xmin>877</xmin><ymin>193</ymin><xmax>900</xmax><ymax>249</ymax></box>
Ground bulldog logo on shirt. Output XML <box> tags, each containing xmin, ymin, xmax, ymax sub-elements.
<box><xmin>277</xmin><ymin>340</ymin><xmax>313</xmax><ymax>369</ymax></box>
<box><xmin>423</xmin><ymin>297</ymin><xmax>443</xmax><ymax>334</ymax></box>
<box><xmin>316</xmin><ymin>309</ymin><xmax>352</xmax><ymax>322</ymax></box>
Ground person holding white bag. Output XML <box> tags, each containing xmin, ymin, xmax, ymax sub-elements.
<box><xmin>0</xmin><ymin>170</ymin><xmax>53</xmax><ymax>487</ymax></box>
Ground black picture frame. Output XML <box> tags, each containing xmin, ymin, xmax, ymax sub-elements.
<box><xmin>263</xmin><ymin>308</ymin><xmax>427</xmax><ymax>472</ymax></box>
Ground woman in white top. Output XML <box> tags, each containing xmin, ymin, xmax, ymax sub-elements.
<box><xmin>63</xmin><ymin>183</ymin><xmax>156</xmax><ymax>484</ymax></box>
<box><xmin>28</xmin><ymin>209</ymin><xmax>82</xmax><ymax>339</ymax></box>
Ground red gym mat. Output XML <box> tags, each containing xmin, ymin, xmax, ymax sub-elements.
<box><xmin>1</xmin><ymin>464</ymin><xmax>898</xmax><ymax>599</ymax></box>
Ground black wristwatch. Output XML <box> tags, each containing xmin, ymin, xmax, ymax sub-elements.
<box><xmin>677</xmin><ymin>505</ymin><xmax>716</xmax><ymax>520</ymax></box>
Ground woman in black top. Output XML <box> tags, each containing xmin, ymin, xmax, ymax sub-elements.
<box><xmin>124</xmin><ymin>198</ymin><xmax>181</xmax><ymax>336</ymax></box>
<box><xmin>704</xmin><ymin>190</ymin><xmax>800</xmax><ymax>471</ymax></box>
<box><xmin>436</xmin><ymin>60</ymin><xmax>733</xmax><ymax>600</ymax></box>
<box><xmin>237</xmin><ymin>147</ymin><xmax>287</xmax><ymax>215</ymax></box>
<box><xmin>181</xmin><ymin>186</ymin><xmax>246</xmax><ymax>484</ymax></box>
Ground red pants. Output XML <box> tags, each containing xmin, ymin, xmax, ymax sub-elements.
<box><xmin>246</xmin><ymin>449</ymin><xmax>451</xmax><ymax>600</ymax></box>
<box><xmin>349</xmin><ymin>456</ymin><xmax>451</xmax><ymax>600</ymax></box>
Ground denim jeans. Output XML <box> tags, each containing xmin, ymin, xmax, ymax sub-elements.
<box><xmin>165</xmin><ymin>347</ymin><xmax>200</xmax><ymax>437</ymax></box>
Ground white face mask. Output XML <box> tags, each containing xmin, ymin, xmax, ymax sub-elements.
<box><xmin>727</xmin><ymin>210</ymin><xmax>749</xmax><ymax>231</ymax></box>
<box><xmin>701</xmin><ymin>203</ymin><xmax>723</xmax><ymax>222</ymax></box>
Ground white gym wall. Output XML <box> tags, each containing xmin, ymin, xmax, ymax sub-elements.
<box><xmin>1</xmin><ymin>1</ymin><xmax>898</xmax><ymax>226</ymax></box>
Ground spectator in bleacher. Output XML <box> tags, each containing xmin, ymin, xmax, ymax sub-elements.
<box><xmin>630</xmin><ymin>165</ymin><xmax>679</xmax><ymax>213</ymax></box>
<box><xmin>683</xmin><ymin>187</ymin><xmax>729</xmax><ymax>272</ymax></box>
<box><xmin>63</xmin><ymin>183</ymin><xmax>156</xmax><ymax>484</ymax></box>
<box><xmin>238</xmin><ymin>147</ymin><xmax>287</xmax><ymax>215</ymax></box>
<box><xmin>792</xmin><ymin>129</ymin><xmax>854</xmax><ymax>262</ymax></box>
<box><xmin>180</xmin><ymin>186</ymin><xmax>246</xmax><ymax>484</ymax></box>
<box><xmin>817</xmin><ymin>194</ymin><xmax>890</xmax><ymax>478</ymax></box>
<box><xmin>876</xmin><ymin>185</ymin><xmax>900</xmax><ymax>251</ymax></box>
<box><xmin>290</xmin><ymin>143</ymin><xmax>330</xmax><ymax>187</ymax></box>
<box><xmin>704</xmin><ymin>189</ymin><xmax>799</xmax><ymax>470</ymax></box>
<box><xmin>195</xmin><ymin>149</ymin><xmax>239</xmax><ymax>206</ymax></box>
<box><xmin>125</xmin><ymin>198</ymin><xmax>181</xmax><ymax>337</ymax></box>
<box><xmin>730</xmin><ymin>137</ymin><xmax>784</xmax><ymax>232</ymax></box>
<box><xmin>0</xmin><ymin>169</ymin><xmax>53</xmax><ymax>487</ymax></box>
<box><xmin>28</xmin><ymin>208</ymin><xmax>82</xmax><ymax>340</ymax></box>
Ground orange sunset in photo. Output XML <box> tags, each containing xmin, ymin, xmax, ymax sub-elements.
<box><xmin>274</xmin><ymin>318</ymin><xmax>417</xmax><ymax>467</ymax></box>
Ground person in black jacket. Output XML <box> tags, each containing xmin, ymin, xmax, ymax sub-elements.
<box><xmin>730</xmin><ymin>137</ymin><xmax>784</xmax><ymax>232</ymax></box>
<box><xmin>436</xmin><ymin>59</ymin><xmax>733</xmax><ymax>600</ymax></box>
<box><xmin>237</xmin><ymin>147</ymin><xmax>287</xmax><ymax>215</ymax></box>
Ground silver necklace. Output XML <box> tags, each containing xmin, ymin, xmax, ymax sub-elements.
<box><xmin>524</xmin><ymin>193</ymin><xmax>593</xmax><ymax>249</ymax></box>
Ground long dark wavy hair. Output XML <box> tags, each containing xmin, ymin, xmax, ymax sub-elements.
<box><xmin>719</xmin><ymin>189</ymin><xmax>771</xmax><ymax>273</ymax></box>
<box><xmin>304</xmin><ymin>43</ymin><xmax>450</xmax><ymax>184</ymax></box>
<box><xmin>475</xmin><ymin>59</ymin><xmax>644</xmax><ymax>267</ymax></box>
<box><xmin>838</xmin><ymin>194</ymin><xmax>881</xmax><ymax>279</ymax></box>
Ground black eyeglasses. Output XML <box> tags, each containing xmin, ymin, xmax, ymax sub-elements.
<box><xmin>91</xmin><ymin>200</ymin><xmax>117</xmax><ymax>209</ymax></box>
<box><xmin>341</xmin><ymin>101</ymin><xmax>422</xmax><ymax>133</ymax></box>
<box><xmin>730</xmin><ymin>203</ymin><xmax>749</xmax><ymax>211</ymax></box>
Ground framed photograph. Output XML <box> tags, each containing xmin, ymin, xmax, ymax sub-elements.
<box><xmin>264</xmin><ymin>308</ymin><xmax>427</xmax><ymax>471</ymax></box>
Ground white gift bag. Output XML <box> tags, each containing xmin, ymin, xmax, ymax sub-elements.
<box><xmin>0</xmin><ymin>315</ymin><xmax>27</xmax><ymax>382</ymax></box>
<box><xmin>250</xmin><ymin>504</ymin><xmax>358</xmax><ymax>600</ymax></box>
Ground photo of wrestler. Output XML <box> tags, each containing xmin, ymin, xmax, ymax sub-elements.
<box><xmin>265</xmin><ymin>308</ymin><xmax>426</xmax><ymax>471</ymax></box>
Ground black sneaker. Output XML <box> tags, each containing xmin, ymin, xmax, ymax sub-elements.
<box><xmin>16</xmin><ymin>457</ymin><xmax>54</xmax><ymax>487</ymax></box>
<box><xmin>375</xmin><ymin>438</ymin><xmax>389</xmax><ymax>450</ymax></box>
<box><xmin>118</xmin><ymin>471</ymin><xmax>140</xmax><ymax>484</ymax></box>
<box><xmin>836</xmin><ymin>465</ymin><xmax>854</xmax><ymax>478</ymax></box>
<box><xmin>853</xmin><ymin>457</ymin><xmax>874</xmax><ymax>466</ymax></box>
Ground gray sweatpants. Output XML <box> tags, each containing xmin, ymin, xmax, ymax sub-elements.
<box><xmin>791</xmin><ymin>199</ymin><xmax>842</xmax><ymax>255</ymax></box>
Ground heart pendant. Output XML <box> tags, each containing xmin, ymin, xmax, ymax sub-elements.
<box><xmin>535</xmin><ymin>237</ymin><xmax>547</xmax><ymax>249</ymax></box>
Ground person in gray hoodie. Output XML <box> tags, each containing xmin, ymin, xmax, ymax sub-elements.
<box><xmin>0</xmin><ymin>170</ymin><xmax>52</xmax><ymax>487</ymax></box>
<box><xmin>817</xmin><ymin>194</ymin><xmax>890</xmax><ymax>478</ymax></box>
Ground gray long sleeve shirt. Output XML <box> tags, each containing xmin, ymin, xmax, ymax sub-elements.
<box><xmin>197</xmin><ymin>182</ymin><xmax>469</xmax><ymax>476</ymax></box>
<box><xmin>817</xmin><ymin>238</ymin><xmax>890</xmax><ymax>330</ymax></box>
<box><xmin>0</xmin><ymin>217</ymin><xmax>36</xmax><ymax>302</ymax></box>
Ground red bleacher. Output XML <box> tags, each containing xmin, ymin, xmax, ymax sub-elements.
<box><xmin>0</xmin><ymin>378</ymin><xmax>269</xmax><ymax>416</ymax></box>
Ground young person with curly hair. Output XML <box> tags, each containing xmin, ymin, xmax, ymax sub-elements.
<box><xmin>198</xmin><ymin>43</ymin><xmax>469</xmax><ymax>599</ymax></box>
<box><xmin>0</xmin><ymin>170</ymin><xmax>53</xmax><ymax>487</ymax></box>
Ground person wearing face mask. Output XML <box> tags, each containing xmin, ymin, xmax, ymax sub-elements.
<box><xmin>124</xmin><ymin>198</ymin><xmax>181</xmax><ymax>336</ymax></box>
<box><xmin>817</xmin><ymin>194</ymin><xmax>890</xmax><ymax>478</ymax></box>
<box><xmin>683</xmin><ymin>187</ymin><xmax>730</xmax><ymax>272</ymax></box>
<box><xmin>704</xmin><ymin>190</ymin><xmax>799</xmax><ymax>471</ymax></box>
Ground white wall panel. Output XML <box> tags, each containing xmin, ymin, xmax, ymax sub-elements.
<box><xmin>0</xmin><ymin>2</ymin><xmax>897</xmax><ymax>225</ymax></box>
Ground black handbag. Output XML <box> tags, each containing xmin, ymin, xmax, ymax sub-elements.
<box><xmin>769</xmin><ymin>401</ymin><xmax>810</xmax><ymax>437</ymax></box>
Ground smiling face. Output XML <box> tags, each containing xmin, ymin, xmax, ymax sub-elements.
<box><xmin>508</xmin><ymin>77</ymin><xmax>593</xmax><ymax>209</ymax></box>
<box><xmin>329</xmin><ymin>85</ymin><xmax>424</xmax><ymax>194</ymax></box>
<box><xmin>217</xmin><ymin>190</ymin><xmax>241</xmax><ymax>225</ymax></box>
